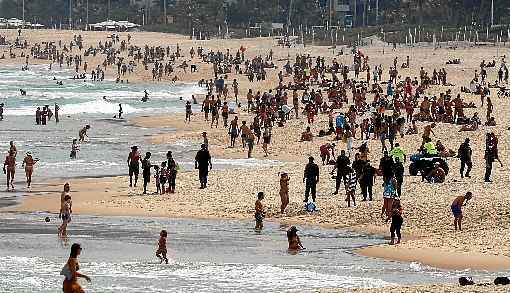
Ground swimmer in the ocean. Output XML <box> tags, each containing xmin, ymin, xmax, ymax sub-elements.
<box><xmin>141</xmin><ymin>90</ymin><xmax>149</xmax><ymax>102</ymax></box>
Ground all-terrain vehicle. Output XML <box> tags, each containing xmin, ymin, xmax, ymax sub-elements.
<box><xmin>409</xmin><ymin>154</ymin><xmax>449</xmax><ymax>179</ymax></box>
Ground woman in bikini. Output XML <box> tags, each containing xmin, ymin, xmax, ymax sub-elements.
<box><xmin>22</xmin><ymin>152</ymin><xmax>38</xmax><ymax>189</ymax></box>
<box><xmin>58</xmin><ymin>194</ymin><xmax>72</xmax><ymax>238</ymax></box>
<box><xmin>61</xmin><ymin>243</ymin><xmax>91</xmax><ymax>293</ymax></box>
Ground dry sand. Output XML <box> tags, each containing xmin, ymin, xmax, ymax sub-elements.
<box><xmin>2</xmin><ymin>29</ymin><xmax>510</xmax><ymax>291</ymax></box>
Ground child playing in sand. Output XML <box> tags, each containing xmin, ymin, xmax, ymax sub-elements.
<box><xmin>279</xmin><ymin>172</ymin><xmax>290</xmax><ymax>213</ymax></box>
<box><xmin>451</xmin><ymin>192</ymin><xmax>472</xmax><ymax>231</ymax></box>
<box><xmin>156</xmin><ymin>230</ymin><xmax>168</xmax><ymax>264</ymax></box>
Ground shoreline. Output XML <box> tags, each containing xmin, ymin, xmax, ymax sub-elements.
<box><xmin>4</xmin><ymin>174</ymin><xmax>510</xmax><ymax>273</ymax></box>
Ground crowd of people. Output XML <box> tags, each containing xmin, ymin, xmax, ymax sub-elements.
<box><xmin>2</xmin><ymin>31</ymin><xmax>509</xmax><ymax>291</ymax></box>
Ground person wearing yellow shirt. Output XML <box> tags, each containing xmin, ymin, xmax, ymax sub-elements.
<box><xmin>390</xmin><ymin>143</ymin><xmax>406</xmax><ymax>164</ymax></box>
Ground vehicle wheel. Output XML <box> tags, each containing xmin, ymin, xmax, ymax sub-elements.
<box><xmin>409</xmin><ymin>163</ymin><xmax>418</xmax><ymax>176</ymax></box>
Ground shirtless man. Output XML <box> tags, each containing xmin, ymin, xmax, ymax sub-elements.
<box><xmin>78</xmin><ymin>125</ymin><xmax>90</xmax><ymax>142</ymax></box>
<box><xmin>127</xmin><ymin>146</ymin><xmax>141</xmax><ymax>187</ymax></box>
<box><xmin>3</xmin><ymin>150</ymin><xmax>16</xmax><ymax>190</ymax></box>
<box><xmin>22</xmin><ymin>152</ymin><xmax>38</xmax><ymax>189</ymax></box>
<box><xmin>451</xmin><ymin>192</ymin><xmax>472</xmax><ymax>231</ymax></box>
<box><xmin>239</xmin><ymin>121</ymin><xmax>250</xmax><ymax>148</ymax></box>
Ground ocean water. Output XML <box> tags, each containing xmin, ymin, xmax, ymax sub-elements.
<box><xmin>0</xmin><ymin>65</ymin><xmax>280</xmax><ymax>181</ymax></box>
<box><xmin>0</xmin><ymin>212</ymin><xmax>489</xmax><ymax>293</ymax></box>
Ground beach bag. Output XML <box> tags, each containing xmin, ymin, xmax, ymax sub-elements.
<box><xmin>305</xmin><ymin>202</ymin><xmax>317</xmax><ymax>212</ymax></box>
<box><xmin>494</xmin><ymin>277</ymin><xmax>510</xmax><ymax>285</ymax></box>
<box><xmin>458</xmin><ymin>277</ymin><xmax>475</xmax><ymax>286</ymax></box>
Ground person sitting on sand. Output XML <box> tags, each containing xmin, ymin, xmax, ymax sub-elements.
<box><xmin>254</xmin><ymin>192</ymin><xmax>265</xmax><ymax>231</ymax></box>
<box><xmin>300</xmin><ymin>126</ymin><xmax>313</xmax><ymax>142</ymax></box>
<box><xmin>451</xmin><ymin>192</ymin><xmax>473</xmax><ymax>231</ymax></box>
<box><xmin>287</xmin><ymin>226</ymin><xmax>305</xmax><ymax>252</ymax></box>
<box><xmin>426</xmin><ymin>162</ymin><xmax>446</xmax><ymax>183</ymax></box>
<box><xmin>61</xmin><ymin>243</ymin><xmax>91</xmax><ymax>293</ymax></box>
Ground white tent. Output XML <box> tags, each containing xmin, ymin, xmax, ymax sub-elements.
<box><xmin>90</xmin><ymin>20</ymin><xmax>140</xmax><ymax>31</ymax></box>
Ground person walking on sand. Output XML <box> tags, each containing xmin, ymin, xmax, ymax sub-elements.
<box><xmin>458</xmin><ymin>138</ymin><xmax>472</xmax><ymax>178</ymax></box>
<box><xmin>61</xmin><ymin>243</ymin><xmax>91</xmax><ymax>293</ymax></box>
<box><xmin>345</xmin><ymin>166</ymin><xmax>357</xmax><ymax>207</ymax></box>
<box><xmin>331</xmin><ymin>150</ymin><xmax>350</xmax><ymax>195</ymax></box>
<box><xmin>382</xmin><ymin>175</ymin><xmax>398</xmax><ymax>219</ymax></box>
<box><xmin>254</xmin><ymin>192</ymin><xmax>265</xmax><ymax>231</ymax></box>
<box><xmin>451</xmin><ymin>192</ymin><xmax>473</xmax><ymax>231</ymax></box>
<box><xmin>195</xmin><ymin>144</ymin><xmax>212</xmax><ymax>189</ymax></box>
<box><xmin>287</xmin><ymin>226</ymin><xmax>305</xmax><ymax>252</ymax></box>
<box><xmin>156</xmin><ymin>230</ymin><xmax>169</xmax><ymax>264</ymax></box>
<box><xmin>3</xmin><ymin>150</ymin><xmax>16</xmax><ymax>191</ymax></box>
<box><xmin>279</xmin><ymin>172</ymin><xmax>290</xmax><ymax>213</ymax></box>
<box><xmin>388</xmin><ymin>200</ymin><xmax>403</xmax><ymax>245</ymax></box>
<box><xmin>127</xmin><ymin>146</ymin><xmax>141</xmax><ymax>187</ymax></box>
<box><xmin>22</xmin><ymin>152</ymin><xmax>38</xmax><ymax>189</ymax></box>
<box><xmin>303</xmin><ymin>156</ymin><xmax>319</xmax><ymax>203</ymax></box>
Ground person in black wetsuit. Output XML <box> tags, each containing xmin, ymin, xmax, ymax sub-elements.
<box><xmin>195</xmin><ymin>144</ymin><xmax>212</xmax><ymax>189</ymax></box>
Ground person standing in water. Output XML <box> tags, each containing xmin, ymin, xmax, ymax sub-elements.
<box><xmin>3</xmin><ymin>150</ymin><xmax>16</xmax><ymax>190</ymax></box>
<box><xmin>54</xmin><ymin>103</ymin><xmax>60</xmax><ymax>123</ymax></box>
<box><xmin>22</xmin><ymin>152</ymin><xmax>38</xmax><ymax>189</ymax></box>
<box><xmin>70</xmin><ymin>139</ymin><xmax>79</xmax><ymax>159</ymax></box>
<box><xmin>156</xmin><ymin>230</ymin><xmax>169</xmax><ymax>264</ymax></box>
<box><xmin>61</xmin><ymin>243</ymin><xmax>91</xmax><ymax>293</ymax></box>
<box><xmin>127</xmin><ymin>146</ymin><xmax>141</xmax><ymax>187</ymax></box>
<box><xmin>78</xmin><ymin>125</ymin><xmax>90</xmax><ymax>142</ymax></box>
<box><xmin>195</xmin><ymin>144</ymin><xmax>212</xmax><ymax>189</ymax></box>
<box><xmin>58</xmin><ymin>194</ymin><xmax>72</xmax><ymax>238</ymax></box>
<box><xmin>451</xmin><ymin>192</ymin><xmax>473</xmax><ymax>231</ymax></box>
<box><xmin>254</xmin><ymin>192</ymin><xmax>265</xmax><ymax>231</ymax></box>
<box><xmin>287</xmin><ymin>226</ymin><xmax>305</xmax><ymax>252</ymax></box>
<box><xmin>185</xmin><ymin>101</ymin><xmax>192</xmax><ymax>123</ymax></box>
<box><xmin>0</xmin><ymin>103</ymin><xmax>4</xmax><ymax>121</ymax></box>
<box><xmin>9</xmin><ymin>141</ymin><xmax>17</xmax><ymax>157</ymax></box>
<box><xmin>118</xmin><ymin>104</ymin><xmax>123</xmax><ymax>119</ymax></box>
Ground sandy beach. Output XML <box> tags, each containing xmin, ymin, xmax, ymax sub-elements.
<box><xmin>2</xmin><ymin>28</ymin><xmax>510</xmax><ymax>291</ymax></box>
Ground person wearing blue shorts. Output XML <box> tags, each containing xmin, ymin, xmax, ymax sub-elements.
<box><xmin>451</xmin><ymin>192</ymin><xmax>473</xmax><ymax>231</ymax></box>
